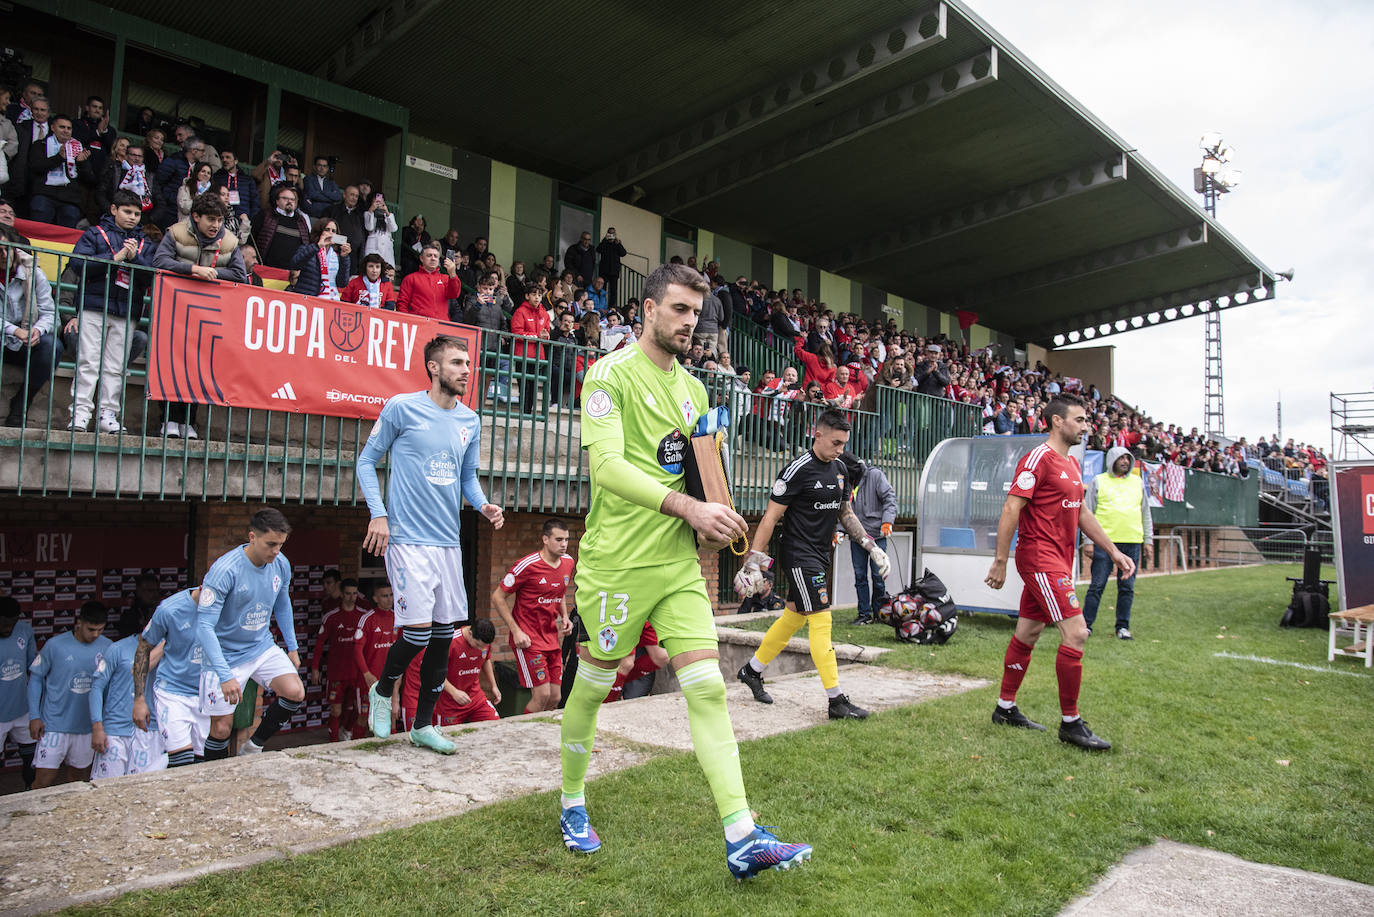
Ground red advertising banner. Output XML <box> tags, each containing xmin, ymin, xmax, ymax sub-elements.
<box><xmin>1331</xmin><ymin>464</ymin><xmax>1374</xmax><ymax>610</ymax></box>
<box><xmin>146</xmin><ymin>274</ymin><xmax>481</xmax><ymax>418</ymax></box>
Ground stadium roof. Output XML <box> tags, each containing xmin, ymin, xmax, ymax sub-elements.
<box><xmin>102</xmin><ymin>0</ymin><xmax>1275</xmax><ymax>345</ymax></box>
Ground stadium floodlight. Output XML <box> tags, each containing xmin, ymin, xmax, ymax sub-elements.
<box><xmin>1199</xmin><ymin>130</ymin><xmax>1224</xmax><ymax>151</ymax></box>
<box><xmin>1215</xmin><ymin>168</ymin><xmax>1242</xmax><ymax>190</ymax></box>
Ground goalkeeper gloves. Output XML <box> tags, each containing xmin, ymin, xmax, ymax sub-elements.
<box><xmin>880</xmin><ymin>522</ymin><xmax>893</xmax><ymax>537</ymax></box>
<box><xmin>857</xmin><ymin>536</ymin><xmax>891</xmax><ymax>579</ymax></box>
<box><xmin>733</xmin><ymin>550</ymin><xmax>772</xmax><ymax>597</ymax></box>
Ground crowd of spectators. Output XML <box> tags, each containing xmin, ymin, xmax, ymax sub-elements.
<box><xmin>0</xmin><ymin>76</ymin><xmax>1321</xmax><ymax>492</ymax></box>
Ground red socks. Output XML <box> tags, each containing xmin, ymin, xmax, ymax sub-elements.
<box><xmin>999</xmin><ymin>636</ymin><xmax>1035</xmax><ymax>702</ymax></box>
<box><xmin>1056</xmin><ymin>645</ymin><xmax>1083</xmax><ymax>718</ymax></box>
<box><xmin>328</xmin><ymin>712</ymin><xmax>340</xmax><ymax>742</ymax></box>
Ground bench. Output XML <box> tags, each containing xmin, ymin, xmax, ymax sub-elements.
<box><xmin>1328</xmin><ymin>605</ymin><xmax>1374</xmax><ymax>668</ymax></box>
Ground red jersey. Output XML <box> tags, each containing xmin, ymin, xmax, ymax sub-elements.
<box><xmin>401</xmin><ymin>631</ymin><xmax>490</xmax><ymax>718</ymax></box>
<box><xmin>500</xmin><ymin>552</ymin><xmax>573</xmax><ymax>653</ymax></box>
<box><xmin>1008</xmin><ymin>442</ymin><xmax>1083</xmax><ymax>573</ymax></box>
<box><xmin>352</xmin><ymin>608</ymin><xmax>396</xmax><ymax>682</ymax></box>
<box><xmin>309</xmin><ymin>606</ymin><xmax>362</xmax><ymax>683</ymax></box>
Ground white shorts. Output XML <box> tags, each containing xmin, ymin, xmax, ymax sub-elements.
<box><xmin>91</xmin><ymin>734</ymin><xmax>134</xmax><ymax>779</ymax></box>
<box><xmin>199</xmin><ymin>645</ymin><xmax>299</xmax><ymax>716</ymax></box>
<box><xmin>386</xmin><ymin>543</ymin><xmax>469</xmax><ymax>626</ymax></box>
<box><xmin>155</xmin><ymin>685</ymin><xmax>210</xmax><ymax>755</ymax></box>
<box><xmin>0</xmin><ymin>715</ymin><xmax>33</xmax><ymax>747</ymax></box>
<box><xmin>34</xmin><ymin>730</ymin><xmax>94</xmax><ymax>770</ymax></box>
<box><xmin>92</xmin><ymin>729</ymin><xmax>166</xmax><ymax>778</ymax></box>
<box><xmin>130</xmin><ymin>727</ymin><xmax>167</xmax><ymax>774</ymax></box>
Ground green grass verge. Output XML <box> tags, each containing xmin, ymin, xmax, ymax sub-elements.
<box><xmin>66</xmin><ymin>565</ymin><xmax>1374</xmax><ymax>916</ymax></box>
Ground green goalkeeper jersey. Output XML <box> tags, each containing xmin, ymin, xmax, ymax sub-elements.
<box><xmin>579</xmin><ymin>344</ymin><xmax>708</xmax><ymax>569</ymax></box>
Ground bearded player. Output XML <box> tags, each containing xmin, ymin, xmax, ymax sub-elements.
<box><xmin>985</xmin><ymin>394</ymin><xmax>1135</xmax><ymax>750</ymax></box>
<box><xmin>357</xmin><ymin>335</ymin><xmax>505</xmax><ymax>755</ymax></box>
<box><xmin>557</xmin><ymin>262</ymin><xmax>810</xmax><ymax>878</ymax></box>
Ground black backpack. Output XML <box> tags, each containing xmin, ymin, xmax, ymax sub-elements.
<box><xmin>1280</xmin><ymin>547</ymin><xmax>1332</xmax><ymax>629</ymax></box>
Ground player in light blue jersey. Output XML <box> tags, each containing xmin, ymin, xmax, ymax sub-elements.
<box><xmin>135</xmin><ymin>588</ymin><xmax>208</xmax><ymax>768</ymax></box>
<box><xmin>197</xmin><ymin>508</ymin><xmax>305</xmax><ymax>758</ymax></box>
<box><xmin>27</xmin><ymin>601</ymin><xmax>112</xmax><ymax>787</ymax></box>
<box><xmin>0</xmin><ymin>598</ymin><xmax>38</xmax><ymax>789</ymax></box>
<box><xmin>90</xmin><ymin>633</ymin><xmax>166</xmax><ymax>778</ymax></box>
<box><xmin>357</xmin><ymin>335</ymin><xmax>504</xmax><ymax>755</ymax></box>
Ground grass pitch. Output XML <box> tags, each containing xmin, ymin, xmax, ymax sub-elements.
<box><xmin>67</xmin><ymin>565</ymin><xmax>1374</xmax><ymax>916</ymax></box>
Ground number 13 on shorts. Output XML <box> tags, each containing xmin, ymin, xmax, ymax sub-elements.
<box><xmin>597</xmin><ymin>591</ymin><xmax>629</xmax><ymax>626</ymax></box>
<box><xmin>595</xmin><ymin>591</ymin><xmax>629</xmax><ymax>655</ymax></box>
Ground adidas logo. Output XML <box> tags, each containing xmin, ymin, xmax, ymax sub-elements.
<box><xmin>539</xmin><ymin>577</ymin><xmax>547</xmax><ymax>584</ymax></box>
<box><xmin>1006</xmin><ymin>663</ymin><xmax>1024</xmax><ymax>670</ymax></box>
<box><xmin>814</xmin><ymin>481</ymin><xmax>823</xmax><ymax>489</ymax></box>
<box><xmin>1060</xmin><ymin>471</ymin><xmax>1069</xmax><ymax>479</ymax></box>
<box><xmin>271</xmin><ymin>382</ymin><xmax>298</xmax><ymax>401</ymax></box>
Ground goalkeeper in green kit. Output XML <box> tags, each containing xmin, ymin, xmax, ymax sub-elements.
<box><xmin>558</xmin><ymin>262</ymin><xmax>812</xmax><ymax>879</ymax></box>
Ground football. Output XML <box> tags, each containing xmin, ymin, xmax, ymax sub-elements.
<box><xmin>919</xmin><ymin>601</ymin><xmax>943</xmax><ymax>628</ymax></box>
<box><xmin>895</xmin><ymin>617</ymin><xmax>924</xmax><ymax>643</ymax></box>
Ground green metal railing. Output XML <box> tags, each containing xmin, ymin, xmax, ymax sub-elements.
<box><xmin>725</xmin><ymin>313</ymin><xmax>799</xmax><ymax>381</ymax></box>
<box><xmin>1</xmin><ymin>235</ymin><xmax>983</xmax><ymax>511</ymax></box>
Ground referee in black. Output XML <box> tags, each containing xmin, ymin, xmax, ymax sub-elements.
<box><xmin>734</xmin><ymin>409</ymin><xmax>890</xmax><ymax>718</ymax></box>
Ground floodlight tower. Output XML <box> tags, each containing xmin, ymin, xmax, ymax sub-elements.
<box><xmin>1194</xmin><ymin>132</ymin><xmax>1241</xmax><ymax>438</ymax></box>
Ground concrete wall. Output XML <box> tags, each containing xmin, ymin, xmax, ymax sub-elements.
<box><xmin>598</xmin><ymin>198</ymin><xmax>661</xmax><ymax>277</ymax></box>
<box><xmin>1046</xmin><ymin>344</ymin><xmax>1115</xmax><ymax>394</ymax></box>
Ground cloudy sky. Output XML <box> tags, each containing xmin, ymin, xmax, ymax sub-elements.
<box><xmin>965</xmin><ymin>0</ymin><xmax>1374</xmax><ymax>453</ymax></box>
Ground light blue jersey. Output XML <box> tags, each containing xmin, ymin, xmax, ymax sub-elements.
<box><xmin>197</xmin><ymin>546</ymin><xmax>297</xmax><ymax>683</ymax></box>
<box><xmin>0</xmin><ymin>620</ymin><xmax>36</xmax><ymax>723</ymax></box>
<box><xmin>90</xmin><ymin>634</ymin><xmax>138</xmax><ymax>737</ymax></box>
<box><xmin>356</xmin><ymin>390</ymin><xmax>488</xmax><ymax>547</ymax></box>
<box><xmin>143</xmin><ymin>590</ymin><xmax>203</xmax><ymax>697</ymax></box>
<box><xmin>28</xmin><ymin>630</ymin><xmax>113</xmax><ymax>734</ymax></box>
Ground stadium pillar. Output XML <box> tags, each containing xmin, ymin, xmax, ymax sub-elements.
<box><xmin>109</xmin><ymin>35</ymin><xmax>126</xmax><ymax>130</ymax></box>
<box><xmin>263</xmin><ymin>84</ymin><xmax>281</xmax><ymax>166</ymax></box>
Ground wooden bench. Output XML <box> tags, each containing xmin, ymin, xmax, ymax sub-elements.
<box><xmin>1328</xmin><ymin>605</ymin><xmax>1374</xmax><ymax>668</ymax></box>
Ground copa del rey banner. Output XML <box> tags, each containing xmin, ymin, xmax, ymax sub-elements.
<box><xmin>146</xmin><ymin>274</ymin><xmax>481</xmax><ymax>418</ymax></box>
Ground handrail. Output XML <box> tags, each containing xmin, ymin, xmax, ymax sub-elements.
<box><xmin>1</xmin><ymin>234</ymin><xmax>984</xmax><ymax>510</ymax></box>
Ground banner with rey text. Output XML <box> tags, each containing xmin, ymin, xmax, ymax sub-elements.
<box><xmin>1330</xmin><ymin>463</ymin><xmax>1374</xmax><ymax>610</ymax></box>
<box><xmin>146</xmin><ymin>274</ymin><xmax>481</xmax><ymax>418</ymax></box>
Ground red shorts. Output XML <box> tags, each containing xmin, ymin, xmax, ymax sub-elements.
<box><xmin>437</xmin><ymin>700</ymin><xmax>500</xmax><ymax>725</ymax></box>
<box><xmin>326</xmin><ymin>680</ymin><xmax>359</xmax><ymax>707</ymax></box>
<box><xmin>1018</xmin><ymin>570</ymin><xmax>1082</xmax><ymax>624</ymax></box>
<box><xmin>513</xmin><ymin>647</ymin><xmax>562</xmax><ymax>689</ymax></box>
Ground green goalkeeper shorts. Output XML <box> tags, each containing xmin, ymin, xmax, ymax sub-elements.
<box><xmin>577</xmin><ymin>556</ymin><xmax>719</xmax><ymax>661</ymax></box>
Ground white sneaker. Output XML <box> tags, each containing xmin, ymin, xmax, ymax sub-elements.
<box><xmin>97</xmin><ymin>411</ymin><xmax>124</xmax><ymax>434</ymax></box>
<box><xmin>183</xmin><ymin>424</ymin><xmax>199</xmax><ymax>440</ymax></box>
<box><xmin>67</xmin><ymin>415</ymin><xmax>91</xmax><ymax>432</ymax></box>
<box><xmin>161</xmin><ymin>421</ymin><xmax>181</xmax><ymax>438</ymax></box>
<box><xmin>238</xmin><ymin>739</ymin><xmax>263</xmax><ymax>755</ymax></box>
<box><xmin>1116</xmin><ymin>627</ymin><xmax>1133</xmax><ymax>640</ymax></box>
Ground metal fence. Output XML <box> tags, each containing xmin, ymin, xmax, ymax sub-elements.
<box><xmin>1168</xmin><ymin>525</ymin><xmax>1330</xmax><ymax>569</ymax></box>
<box><xmin>1</xmin><ymin>235</ymin><xmax>977</xmax><ymax>512</ymax></box>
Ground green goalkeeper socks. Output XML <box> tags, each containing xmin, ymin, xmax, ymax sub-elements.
<box><xmin>676</xmin><ymin>659</ymin><xmax>750</xmax><ymax>820</ymax></box>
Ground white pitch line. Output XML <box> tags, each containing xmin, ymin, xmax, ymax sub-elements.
<box><xmin>1213</xmin><ymin>651</ymin><xmax>1371</xmax><ymax>678</ymax></box>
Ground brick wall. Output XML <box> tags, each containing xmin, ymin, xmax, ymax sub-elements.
<box><xmin>191</xmin><ymin>503</ymin><xmax>372</xmax><ymax>582</ymax></box>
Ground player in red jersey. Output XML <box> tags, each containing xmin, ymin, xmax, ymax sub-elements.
<box><xmin>320</xmin><ymin>569</ymin><xmax>372</xmax><ymax>616</ymax></box>
<box><xmin>400</xmin><ymin>619</ymin><xmax>501</xmax><ymax>727</ymax></box>
<box><xmin>985</xmin><ymin>394</ymin><xmax>1135</xmax><ymax>750</ymax></box>
<box><xmin>603</xmin><ymin>622</ymin><xmax>669</xmax><ymax>703</ymax></box>
<box><xmin>492</xmin><ymin>518</ymin><xmax>574</xmax><ymax>713</ymax></box>
<box><xmin>309</xmin><ymin>578</ymin><xmax>364</xmax><ymax>741</ymax></box>
<box><xmin>352</xmin><ymin>582</ymin><xmax>398</xmax><ymax>737</ymax></box>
